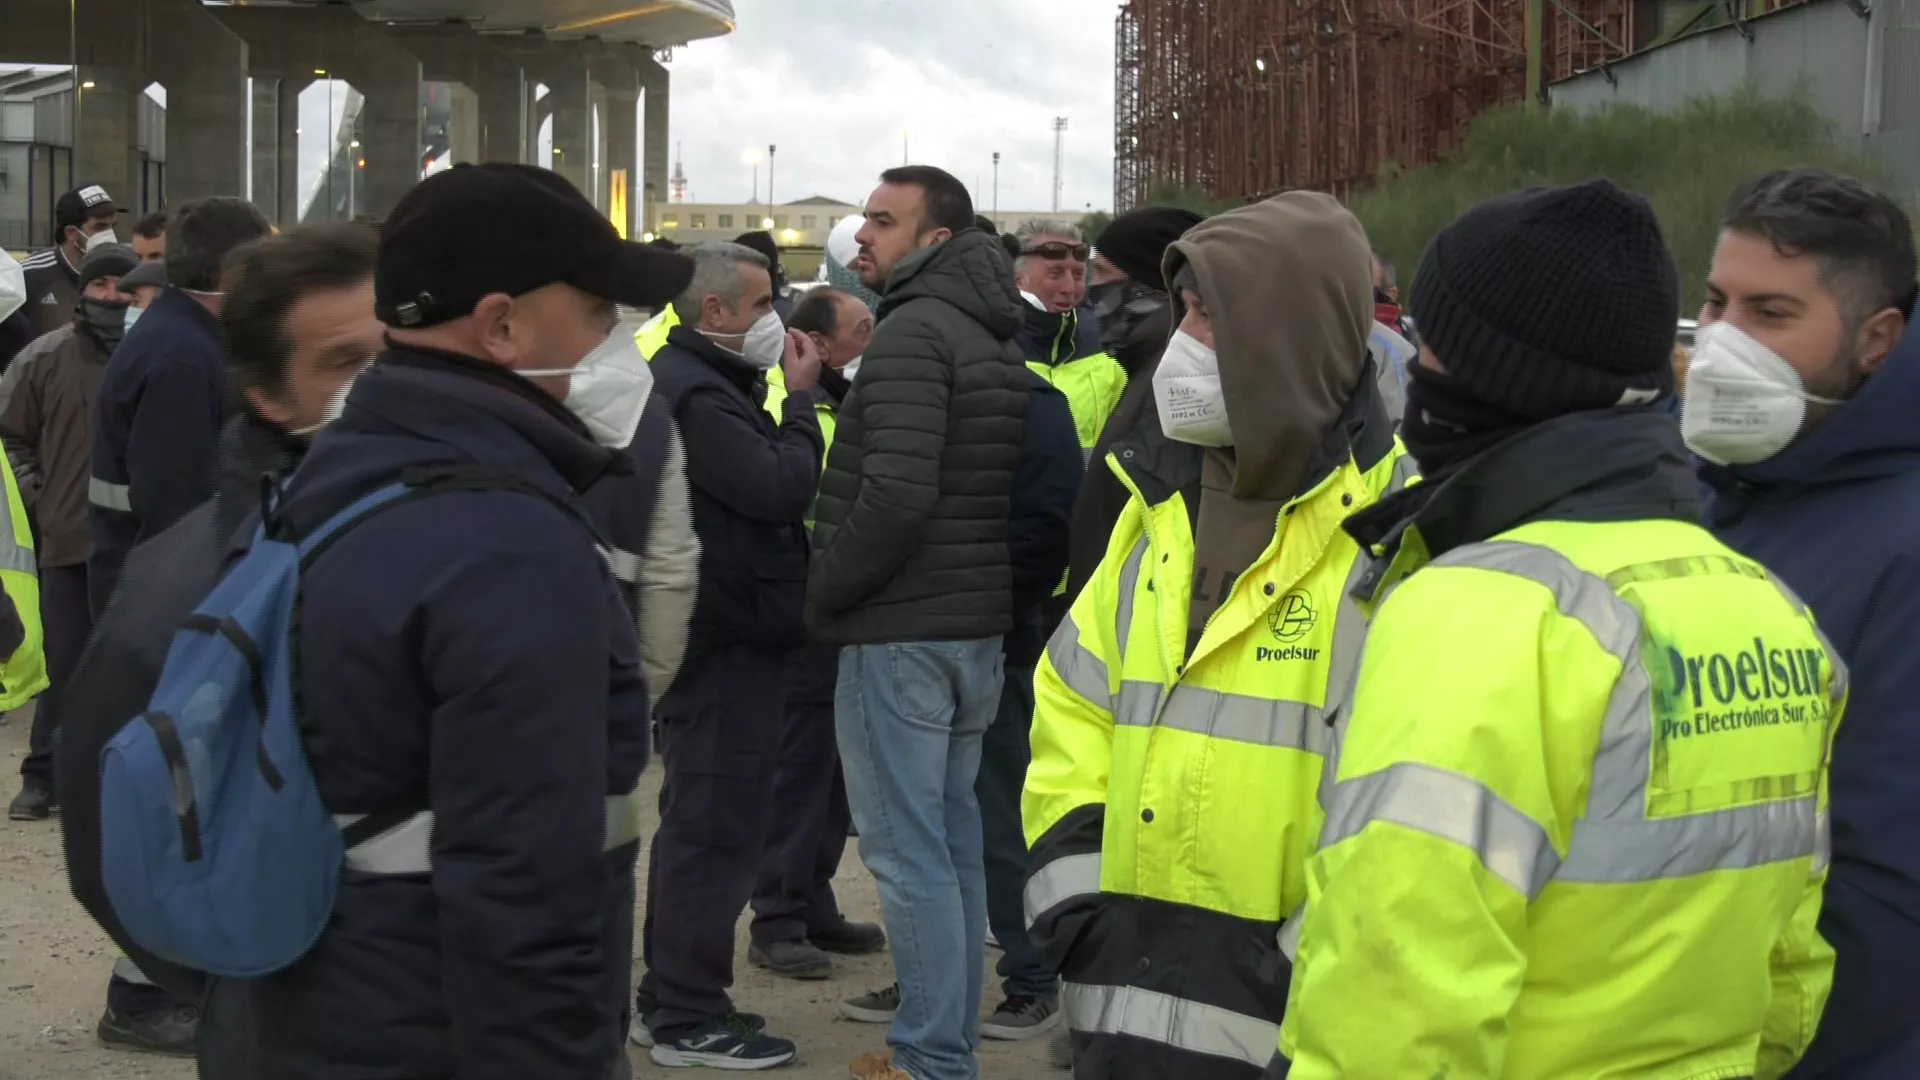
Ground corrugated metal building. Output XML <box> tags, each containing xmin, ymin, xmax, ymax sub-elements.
<box><xmin>1551</xmin><ymin>0</ymin><xmax>1920</xmax><ymax>201</ymax></box>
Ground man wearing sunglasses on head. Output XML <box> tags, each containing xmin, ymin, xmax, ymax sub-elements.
<box><xmin>1012</xmin><ymin>222</ymin><xmax>1128</xmax><ymax>467</ymax></box>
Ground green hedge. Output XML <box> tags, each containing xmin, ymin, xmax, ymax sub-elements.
<box><xmin>1353</xmin><ymin>85</ymin><xmax>1884</xmax><ymax>311</ymax></box>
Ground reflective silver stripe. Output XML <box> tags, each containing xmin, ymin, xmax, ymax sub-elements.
<box><xmin>112</xmin><ymin>956</ymin><xmax>156</xmax><ymax>985</ymax></box>
<box><xmin>1113</xmin><ymin>680</ymin><xmax>1330</xmax><ymax>754</ymax></box>
<box><xmin>1322</xmin><ymin>761</ymin><xmax>1559</xmax><ymax>898</ymax></box>
<box><xmin>1024</xmin><ymin>852</ymin><xmax>1102</xmax><ymax>929</ymax></box>
<box><xmin>1113</xmin><ymin>535</ymin><xmax>1147</xmax><ymax>659</ymax></box>
<box><xmin>1558</xmin><ymin>797</ymin><xmax>1820</xmax><ymax>883</ymax></box>
<box><xmin>1062</xmin><ymin>982</ymin><xmax>1277</xmax><ymax>1068</ymax></box>
<box><xmin>1047</xmin><ymin>621</ymin><xmax>1111</xmax><ymax>707</ymax></box>
<box><xmin>1812</xmin><ymin>807</ymin><xmax>1831</xmax><ymax>876</ymax></box>
<box><xmin>337</xmin><ymin>790</ymin><xmax>643</xmax><ymax>875</ymax></box>
<box><xmin>601</xmin><ymin>544</ymin><xmax>641</xmax><ymax>585</ymax></box>
<box><xmin>90</xmin><ymin>477</ymin><xmax>132</xmax><ymax>512</ymax></box>
<box><xmin>1318</xmin><ymin>552</ymin><xmax>1380</xmax><ymax>724</ymax></box>
<box><xmin>1277</xmin><ymin>907</ymin><xmax>1303</xmax><ymax>962</ymax></box>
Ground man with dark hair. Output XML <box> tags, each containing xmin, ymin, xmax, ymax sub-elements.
<box><xmin>1</xmin><ymin>242</ymin><xmax>137</xmax><ymax>823</ymax></box>
<box><xmin>88</xmin><ymin>195</ymin><xmax>271</xmax><ymax>614</ymax></box>
<box><xmin>809</xmin><ymin>164</ymin><xmax>1030</xmax><ymax>1080</ymax></box>
<box><xmin>20</xmin><ymin>183</ymin><xmax>124</xmax><ymax>337</ymax></box>
<box><xmin>1693</xmin><ymin>167</ymin><xmax>1920</xmax><ymax>1078</ymax></box>
<box><xmin>747</xmin><ymin>283</ymin><xmax>883</xmax><ymax>985</ymax></box>
<box><xmin>130</xmin><ymin>212</ymin><xmax>168</xmax><ymax>263</ymax></box>
<box><xmin>733</xmin><ymin>230</ymin><xmax>795</xmax><ymax>322</ymax></box>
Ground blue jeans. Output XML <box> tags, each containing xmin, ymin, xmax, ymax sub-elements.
<box><xmin>837</xmin><ymin>639</ymin><xmax>1004</xmax><ymax>1080</ymax></box>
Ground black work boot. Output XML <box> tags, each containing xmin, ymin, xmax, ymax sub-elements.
<box><xmin>97</xmin><ymin>1003</ymin><xmax>199</xmax><ymax>1056</ymax></box>
<box><xmin>8</xmin><ymin>778</ymin><xmax>53</xmax><ymax>821</ymax></box>
<box><xmin>810</xmin><ymin>916</ymin><xmax>887</xmax><ymax>955</ymax></box>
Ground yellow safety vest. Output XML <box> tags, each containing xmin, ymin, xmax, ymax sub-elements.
<box><xmin>636</xmin><ymin>306</ymin><xmax>678</xmax><ymax>360</ymax></box>
<box><xmin>1027</xmin><ymin>352</ymin><xmax>1126</xmax><ymax>455</ymax></box>
<box><xmin>1281</xmin><ymin>507</ymin><xmax>1842</xmax><ymax>1078</ymax></box>
<box><xmin>763</xmin><ymin>366</ymin><xmax>836</xmax><ymax>528</ymax></box>
<box><xmin>0</xmin><ymin>442</ymin><xmax>47</xmax><ymax>712</ymax></box>
<box><xmin>1023</xmin><ymin>415</ymin><xmax>1414</xmax><ymax>1076</ymax></box>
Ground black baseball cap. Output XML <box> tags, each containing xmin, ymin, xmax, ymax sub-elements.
<box><xmin>54</xmin><ymin>183</ymin><xmax>122</xmax><ymax>242</ymax></box>
<box><xmin>376</xmin><ymin>163</ymin><xmax>694</xmax><ymax>328</ymax></box>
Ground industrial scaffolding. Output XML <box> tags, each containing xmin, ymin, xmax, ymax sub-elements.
<box><xmin>1113</xmin><ymin>0</ymin><xmax>1783</xmax><ymax>208</ymax></box>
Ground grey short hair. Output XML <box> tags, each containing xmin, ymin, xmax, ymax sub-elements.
<box><xmin>1013</xmin><ymin>218</ymin><xmax>1085</xmax><ymax>276</ymax></box>
<box><xmin>670</xmin><ymin>241</ymin><xmax>771</xmax><ymax>323</ymax></box>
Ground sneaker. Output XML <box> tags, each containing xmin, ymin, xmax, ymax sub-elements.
<box><xmin>981</xmin><ymin>994</ymin><xmax>1061</xmax><ymax>1041</ymax></box>
<box><xmin>632</xmin><ymin>1009</ymin><xmax>765</xmax><ymax>1049</ymax></box>
<box><xmin>649</xmin><ymin>1013</ymin><xmax>795</xmax><ymax>1070</ymax></box>
<box><xmin>749</xmin><ymin>940</ymin><xmax>833</xmax><ymax>980</ymax></box>
<box><xmin>96</xmin><ymin>1004</ymin><xmax>198</xmax><ymax>1056</ymax></box>
<box><xmin>838</xmin><ymin>982</ymin><xmax>900</xmax><ymax>1024</ymax></box>
<box><xmin>809</xmin><ymin>917</ymin><xmax>886</xmax><ymax>955</ymax></box>
<box><xmin>1047</xmin><ymin>1028</ymin><xmax>1073</xmax><ymax>1070</ymax></box>
<box><xmin>850</xmin><ymin>1048</ymin><xmax>913</xmax><ymax>1079</ymax></box>
<box><xmin>8</xmin><ymin>779</ymin><xmax>53</xmax><ymax>821</ymax></box>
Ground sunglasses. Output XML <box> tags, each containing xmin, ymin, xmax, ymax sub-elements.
<box><xmin>1021</xmin><ymin>242</ymin><xmax>1091</xmax><ymax>262</ymax></box>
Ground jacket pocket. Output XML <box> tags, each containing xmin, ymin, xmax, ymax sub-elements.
<box><xmin>751</xmin><ymin>552</ymin><xmax>809</xmax><ymax>650</ymax></box>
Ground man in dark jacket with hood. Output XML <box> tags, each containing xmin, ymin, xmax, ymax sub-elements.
<box><xmin>1067</xmin><ymin>206</ymin><xmax>1203</xmax><ymax>603</ymax></box>
<box><xmin>807</xmin><ymin>165</ymin><xmax>1029</xmax><ymax>1080</ymax></box>
<box><xmin>248</xmin><ymin>164</ymin><xmax>689</xmax><ymax>1080</ymax></box>
<box><xmin>3</xmin><ymin>241</ymin><xmax>137</xmax><ymax>822</ymax></box>
<box><xmin>1692</xmin><ymin>168</ymin><xmax>1920</xmax><ymax>1079</ymax></box>
<box><xmin>58</xmin><ymin>221</ymin><xmax>385</xmax><ymax>1064</ymax></box>
<box><xmin>633</xmin><ymin>239</ymin><xmax>823</xmax><ymax>1070</ymax></box>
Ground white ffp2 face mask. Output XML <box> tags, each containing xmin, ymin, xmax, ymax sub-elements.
<box><xmin>290</xmin><ymin>374</ymin><xmax>360</xmax><ymax>438</ymax></box>
<box><xmin>83</xmin><ymin>229</ymin><xmax>119</xmax><ymax>255</ymax></box>
<box><xmin>523</xmin><ymin>327</ymin><xmax>654</xmax><ymax>449</ymax></box>
<box><xmin>703</xmin><ymin>310</ymin><xmax>786</xmax><ymax>370</ymax></box>
<box><xmin>1152</xmin><ymin>329</ymin><xmax>1232</xmax><ymax>447</ymax></box>
<box><xmin>1682</xmin><ymin>320</ymin><xmax>1844</xmax><ymax>466</ymax></box>
<box><xmin>842</xmin><ymin>355</ymin><xmax>863</xmax><ymax>382</ymax></box>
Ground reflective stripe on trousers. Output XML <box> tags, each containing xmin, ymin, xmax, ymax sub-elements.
<box><xmin>1318</xmin><ymin>540</ymin><xmax>1837</xmax><ymax>897</ymax></box>
<box><xmin>335</xmin><ymin>788</ymin><xmax>644</xmax><ymax>875</ymax></box>
<box><xmin>90</xmin><ymin>477</ymin><xmax>132</xmax><ymax>512</ymax></box>
<box><xmin>1063</xmin><ymin>981</ymin><xmax>1278</xmax><ymax>1070</ymax></box>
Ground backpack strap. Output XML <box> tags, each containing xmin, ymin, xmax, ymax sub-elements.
<box><xmin>295</xmin><ymin>464</ymin><xmax>608</xmax><ymax>570</ymax></box>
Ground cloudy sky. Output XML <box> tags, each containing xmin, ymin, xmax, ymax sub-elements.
<box><xmin>661</xmin><ymin>0</ymin><xmax>1119</xmax><ymax>214</ymax></box>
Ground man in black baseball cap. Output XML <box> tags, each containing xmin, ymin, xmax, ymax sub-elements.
<box><xmin>246</xmin><ymin>163</ymin><xmax>692</xmax><ymax>1080</ymax></box>
<box><xmin>19</xmin><ymin>183</ymin><xmax>123</xmax><ymax>337</ymax></box>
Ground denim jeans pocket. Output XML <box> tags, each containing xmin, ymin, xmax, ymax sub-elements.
<box><xmin>884</xmin><ymin>642</ymin><xmax>960</xmax><ymax>724</ymax></box>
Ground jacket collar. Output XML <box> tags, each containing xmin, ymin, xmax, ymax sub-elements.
<box><xmin>359</xmin><ymin>345</ymin><xmax>627</xmax><ymax>494</ymax></box>
<box><xmin>1346</xmin><ymin>408</ymin><xmax>1699</xmax><ymax>567</ymax></box>
<box><xmin>817</xmin><ymin>364</ymin><xmax>850</xmax><ymax>407</ymax></box>
<box><xmin>664</xmin><ymin>322</ymin><xmax>769</xmax><ymax>400</ymax></box>
<box><xmin>148</xmin><ymin>286</ymin><xmax>223</xmax><ymax>338</ymax></box>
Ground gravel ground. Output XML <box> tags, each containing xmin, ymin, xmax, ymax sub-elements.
<box><xmin>0</xmin><ymin>704</ymin><xmax>1055</xmax><ymax>1079</ymax></box>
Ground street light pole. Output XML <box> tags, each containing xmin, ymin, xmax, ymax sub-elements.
<box><xmin>992</xmin><ymin>151</ymin><xmax>1001</xmax><ymax>221</ymax></box>
<box><xmin>768</xmin><ymin>143</ymin><xmax>776</xmax><ymax>231</ymax></box>
<box><xmin>903</xmin><ymin>130</ymin><xmax>910</xmax><ymax>165</ymax></box>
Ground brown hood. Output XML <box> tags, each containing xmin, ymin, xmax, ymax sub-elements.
<box><xmin>1163</xmin><ymin>192</ymin><xmax>1373</xmax><ymax>500</ymax></box>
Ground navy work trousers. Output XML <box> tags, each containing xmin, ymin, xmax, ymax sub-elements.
<box><xmin>750</xmin><ymin>699</ymin><xmax>853</xmax><ymax>947</ymax></box>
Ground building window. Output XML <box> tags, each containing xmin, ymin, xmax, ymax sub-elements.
<box><xmin>801</xmin><ymin>215</ymin><xmax>817</xmax><ymax>229</ymax></box>
<box><xmin>661</xmin><ymin>215</ymin><xmax>679</xmax><ymax>230</ymax></box>
<box><xmin>829</xmin><ymin>216</ymin><xmax>841</xmax><ymax>229</ymax></box>
<box><xmin>773</xmin><ymin>215</ymin><xmax>789</xmax><ymax>229</ymax></box>
<box><xmin>691</xmin><ymin>214</ymin><xmax>706</xmax><ymax>228</ymax></box>
<box><xmin>718</xmin><ymin>213</ymin><xmax>734</xmax><ymax>228</ymax></box>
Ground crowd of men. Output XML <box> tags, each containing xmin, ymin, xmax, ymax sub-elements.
<box><xmin>0</xmin><ymin>152</ymin><xmax>1910</xmax><ymax>1080</ymax></box>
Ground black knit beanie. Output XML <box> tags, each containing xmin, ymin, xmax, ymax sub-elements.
<box><xmin>1095</xmin><ymin>206</ymin><xmax>1205</xmax><ymax>289</ymax></box>
<box><xmin>1408</xmin><ymin>179</ymin><xmax>1679</xmax><ymax>420</ymax></box>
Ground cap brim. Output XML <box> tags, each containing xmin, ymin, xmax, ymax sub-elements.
<box><xmin>573</xmin><ymin>241</ymin><xmax>695</xmax><ymax>310</ymax></box>
<box><xmin>119</xmin><ymin>261</ymin><xmax>168</xmax><ymax>289</ymax></box>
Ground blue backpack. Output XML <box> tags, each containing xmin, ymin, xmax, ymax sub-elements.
<box><xmin>98</xmin><ymin>466</ymin><xmax>589</xmax><ymax>977</ymax></box>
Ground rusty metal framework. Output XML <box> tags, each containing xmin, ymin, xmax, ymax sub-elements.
<box><xmin>1114</xmin><ymin>0</ymin><xmax>1640</xmax><ymax>207</ymax></box>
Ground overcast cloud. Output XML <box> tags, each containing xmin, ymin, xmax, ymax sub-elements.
<box><xmin>662</xmin><ymin>0</ymin><xmax>1119</xmax><ymax>215</ymax></box>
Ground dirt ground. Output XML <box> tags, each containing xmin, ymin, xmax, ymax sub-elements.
<box><xmin>0</xmin><ymin>705</ymin><xmax>1055</xmax><ymax>1079</ymax></box>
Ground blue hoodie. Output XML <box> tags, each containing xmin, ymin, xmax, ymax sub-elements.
<box><xmin>1702</xmin><ymin>329</ymin><xmax>1920</xmax><ymax>1079</ymax></box>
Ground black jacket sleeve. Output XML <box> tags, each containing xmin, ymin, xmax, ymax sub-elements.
<box><xmin>679</xmin><ymin>384</ymin><xmax>821</xmax><ymax>525</ymax></box>
<box><xmin>809</xmin><ymin>344</ymin><xmax>952</xmax><ymax>615</ymax></box>
<box><xmin>422</xmin><ymin>495</ymin><xmax>614</xmax><ymax>1080</ymax></box>
<box><xmin>1009</xmin><ymin>383</ymin><xmax>1081</xmax><ymax>616</ymax></box>
<box><xmin>127</xmin><ymin>359</ymin><xmax>226</xmax><ymax>540</ymax></box>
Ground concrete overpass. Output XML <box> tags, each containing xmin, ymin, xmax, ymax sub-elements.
<box><xmin>1</xmin><ymin>1</ymin><xmax>734</xmax><ymax>239</ymax></box>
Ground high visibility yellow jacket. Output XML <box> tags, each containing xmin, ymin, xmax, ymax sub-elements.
<box><xmin>1023</xmin><ymin>394</ymin><xmax>1414</xmax><ymax>1080</ymax></box>
<box><xmin>1280</xmin><ymin>410</ymin><xmax>1841</xmax><ymax>1080</ymax></box>
<box><xmin>0</xmin><ymin>441</ymin><xmax>46</xmax><ymax>711</ymax></box>
<box><xmin>636</xmin><ymin>306</ymin><xmax>678</xmax><ymax>360</ymax></box>
<box><xmin>763</xmin><ymin>365</ymin><xmax>843</xmax><ymax>531</ymax></box>
<box><xmin>1020</xmin><ymin>302</ymin><xmax>1127</xmax><ymax>454</ymax></box>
